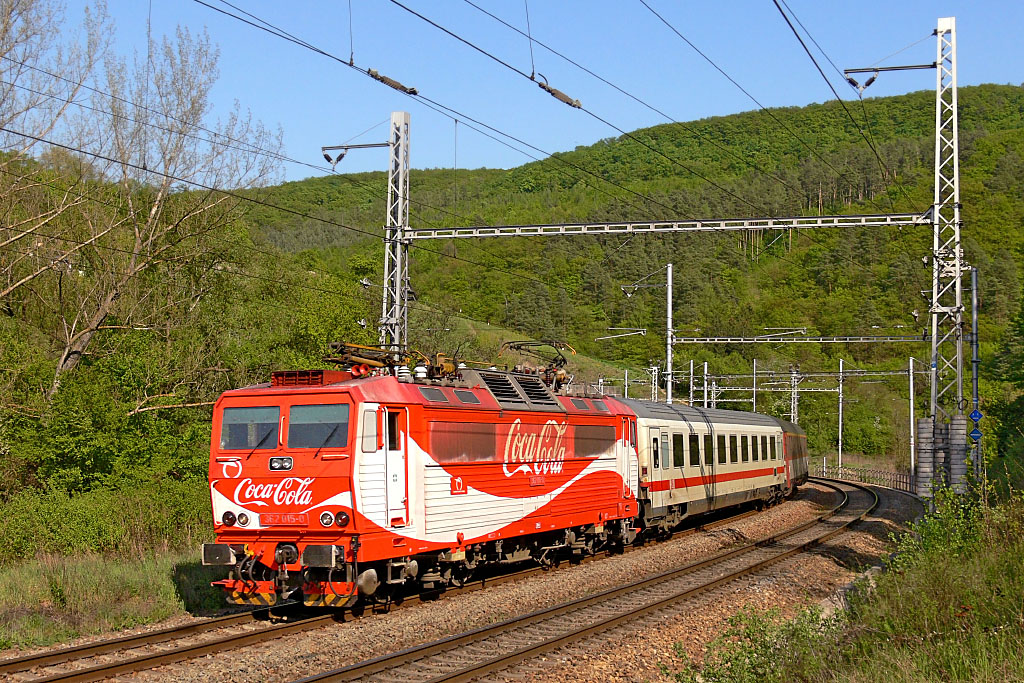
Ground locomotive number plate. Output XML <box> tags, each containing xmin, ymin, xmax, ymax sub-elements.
<box><xmin>259</xmin><ymin>513</ymin><xmax>308</xmax><ymax>526</ymax></box>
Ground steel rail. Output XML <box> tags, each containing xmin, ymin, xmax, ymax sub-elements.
<box><xmin>295</xmin><ymin>480</ymin><xmax>875</xmax><ymax>682</ymax></box>
<box><xmin>2</xmin><ymin>505</ymin><xmax>767</xmax><ymax>681</ymax></box>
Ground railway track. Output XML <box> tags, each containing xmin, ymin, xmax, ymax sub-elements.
<box><xmin>294</xmin><ymin>478</ymin><xmax>877</xmax><ymax>683</ymax></box>
<box><xmin>0</xmin><ymin>503</ymin><xmax>767</xmax><ymax>682</ymax></box>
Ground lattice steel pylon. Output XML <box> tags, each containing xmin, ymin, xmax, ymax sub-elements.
<box><xmin>381</xmin><ymin>111</ymin><xmax>411</xmax><ymax>351</ymax></box>
<box><xmin>929</xmin><ymin>17</ymin><xmax>964</xmax><ymax>421</ymax></box>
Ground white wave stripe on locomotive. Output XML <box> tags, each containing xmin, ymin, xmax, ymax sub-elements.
<box><xmin>416</xmin><ymin>434</ymin><xmax>622</xmax><ymax>543</ymax></box>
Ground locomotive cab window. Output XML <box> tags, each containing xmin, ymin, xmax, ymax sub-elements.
<box><xmin>220</xmin><ymin>406</ymin><xmax>279</xmax><ymax>450</ymax></box>
<box><xmin>689</xmin><ymin>434</ymin><xmax>701</xmax><ymax>467</ymax></box>
<box><xmin>287</xmin><ymin>404</ymin><xmax>349</xmax><ymax>449</ymax></box>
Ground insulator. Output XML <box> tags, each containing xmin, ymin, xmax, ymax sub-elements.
<box><xmin>367</xmin><ymin>68</ymin><xmax>419</xmax><ymax>95</ymax></box>
<box><xmin>845</xmin><ymin>76</ymin><xmax>859</xmax><ymax>89</ymax></box>
<box><xmin>864</xmin><ymin>73</ymin><xmax>877</xmax><ymax>88</ymax></box>
<box><xmin>538</xmin><ymin>81</ymin><xmax>581</xmax><ymax>109</ymax></box>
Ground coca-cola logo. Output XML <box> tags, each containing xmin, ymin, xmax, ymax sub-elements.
<box><xmin>232</xmin><ymin>477</ymin><xmax>314</xmax><ymax>508</ymax></box>
<box><xmin>503</xmin><ymin>419</ymin><xmax>568</xmax><ymax>477</ymax></box>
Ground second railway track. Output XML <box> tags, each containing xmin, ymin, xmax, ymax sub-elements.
<box><xmin>295</xmin><ymin>478</ymin><xmax>877</xmax><ymax>683</ymax></box>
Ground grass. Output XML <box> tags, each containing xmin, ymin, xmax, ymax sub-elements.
<box><xmin>0</xmin><ymin>549</ymin><xmax>229</xmax><ymax>650</ymax></box>
<box><xmin>665</xmin><ymin>487</ymin><xmax>1024</xmax><ymax>682</ymax></box>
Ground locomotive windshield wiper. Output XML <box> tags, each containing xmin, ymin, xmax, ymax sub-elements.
<box><xmin>245</xmin><ymin>427</ymin><xmax>275</xmax><ymax>460</ymax></box>
<box><xmin>312</xmin><ymin>423</ymin><xmax>340</xmax><ymax>459</ymax></box>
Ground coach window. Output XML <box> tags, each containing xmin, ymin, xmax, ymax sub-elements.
<box><xmin>752</xmin><ymin>435</ymin><xmax>759</xmax><ymax>461</ymax></box>
<box><xmin>688</xmin><ymin>434</ymin><xmax>700</xmax><ymax>467</ymax></box>
<box><xmin>770</xmin><ymin>436</ymin><xmax>778</xmax><ymax>460</ymax></box>
<box><xmin>673</xmin><ymin>434</ymin><xmax>685</xmax><ymax>468</ymax></box>
<box><xmin>704</xmin><ymin>434</ymin><xmax>713</xmax><ymax>466</ymax></box>
<box><xmin>741</xmin><ymin>435</ymin><xmax>749</xmax><ymax>462</ymax></box>
<box><xmin>661</xmin><ymin>433</ymin><xmax>670</xmax><ymax>470</ymax></box>
<box><xmin>729</xmin><ymin>435</ymin><xmax>738</xmax><ymax>464</ymax></box>
<box><xmin>717</xmin><ymin>434</ymin><xmax>727</xmax><ymax>465</ymax></box>
<box><xmin>652</xmin><ymin>436</ymin><xmax>660</xmax><ymax>468</ymax></box>
<box><xmin>762</xmin><ymin>435</ymin><xmax>769</xmax><ymax>460</ymax></box>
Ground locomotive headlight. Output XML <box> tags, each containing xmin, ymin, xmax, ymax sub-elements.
<box><xmin>319</xmin><ymin>511</ymin><xmax>335</xmax><ymax>527</ymax></box>
<box><xmin>335</xmin><ymin>511</ymin><xmax>350</xmax><ymax>528</ymax></box>
<box><xmin>236</xmin><ymin>512</ymin><xmax>250</xmax><ymax>527</ymax></box>
<box><xmin>222</xmin><ymin>511</ymin><xmax>237</xmax><ymax>526</ymax></box>
<box><xmin>270</xmin><ymin>457</ymin><xmax>282</xmax><ymax>469</ymax></box>
<box><xmin>269</xmin><ymin>457</ymin><xmax>293</xmax><ymax>471</ymax></box>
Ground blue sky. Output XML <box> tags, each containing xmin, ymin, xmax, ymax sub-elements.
<box><xmin>70</xmin><ymin>1</ymin><xmax>1024</xmax><ymax>181</ymax></box>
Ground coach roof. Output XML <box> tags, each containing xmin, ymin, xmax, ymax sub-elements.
<box><xmin>616</xmin><ymin>397</ymin><xmax>781</xmax><ymax>428</ymax></box>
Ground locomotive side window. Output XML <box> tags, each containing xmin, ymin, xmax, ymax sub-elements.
<box><xmin>717</xmin><ymin>434</ymin><xmax>726</xmax><ymax>464</ymax></box>
<box><xmin>430</xmin><ymin>422</ymin><xmax>495</xmax><ymax>463</ymax></box>
<box><xmin>729</xmin><ymin>435</ymin><xmax>738</xmax><ymax>464</ymax></box>
<box><xmin>673</xmin><ymin>434</ymin><xmax>685</xmax><ymax>468</ymax></box>
<box><xmin>689</xmin><ymin>434</ymin><xmax>701</xmax><ymax>467</ymax></box>
<box><xmin>741</xmin><ymin>435</ymin><xmax>749</xmax><ymax>462</ymax></box>
<box><xmin>454</xmin><ymin>389</ymin><xmax>481</xmax><ymax>404</ymax></box>
<box><xmin>361</xmin><ymin>410</ymin><xmax>377</xmax><ymax>452</ymax></box>
<box><xmin>592</xmin><ymin>400</ymin><xmax>608</xmax><ymax>412</ymax></box>
<box><xmin>630</xmin><ymin>421</ymin><xmax>637</xmax><ymax>449</ymax></box>
<box><xmin>652</xmin><ymin>437</ymin><xmax>660</xmax><ymax>468</ymax></box>
<box><xmin>220</xmin><ymin>406</ymin><xmax>279</xmax><ymax>450</ymax></box>
<box><xmin>288</xmin><ymin>404</ymin><xmax>349</xmax><ymax>448</ymax></box>
<box><xmin>704</xmin><ymin>434</ymin><xmax>713</xmax><ymax>465</ymax></box>
<box><xmin>571</xmin><ymin>398</ymin><xmax>589</xmax><ymax>410</ymax></box>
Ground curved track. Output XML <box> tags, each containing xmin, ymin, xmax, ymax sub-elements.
<box><xmin>293</xmin><ymin>479</ymin><xmax>877</xmax><ymax>683</ymax></box>
<box><xmin>0</xmin><ymin>505</ymin><xmax>766</xmax><ymax>682</ymax></box>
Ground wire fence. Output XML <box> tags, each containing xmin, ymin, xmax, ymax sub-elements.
<box><xmin>812</xmin><ymin>464</ymin><xmax>914</xmax><ymax>493</ymax></box>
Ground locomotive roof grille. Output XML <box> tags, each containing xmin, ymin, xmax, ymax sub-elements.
<box><xmin>514</xmin><ymin>375</ymin><xmax>560</xmax><ymax>407</ymax></box>
<box><xmin>475</xmin><ymin>371</ymin><xmax>565</xmax><ymax>412</ymax></box>
<box><xmin>479</xmin><ymin>372</ymin><xmax>527</xmax><ymax>406</ymax></box>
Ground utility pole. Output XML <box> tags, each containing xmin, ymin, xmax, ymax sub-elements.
<box><xmin>703</xmin><ymin>362</ymin><xmax>709</xmax><ymax>409</ymax></box>
<box><xmin>382</xmin><ymin>112</ymin><xmax>411</xmax><ymax>352</ymax></box>
<box><xmin>752</xmin><ymin>358</ymin><xmax>758</xmax><ymax>412</ymax></box>
<box><xmin>688</xmin><ymin>359</ymin><xmax>694</xmax><ymax>405</ymax></box>
<box><xmin>838</xmin><ymin>358</ymin><xmax>844</xmax><ymax>470</ymax></box>
<box><xmin>322</xmin><ymin>111</ymin><xmax>410</xmax><ymax>353</ymax></box>
<box><xmin>666</xmin><ymin>263</ymin><xmax>674</xmax><ymax>405</ymax></box>
<box><xmin>650</xmin><ymin>365</ymin><xmax>659</xmax><ymax>402</ymax></box>
<box><xmin>790</xmin><ymin>366</ymin><xmax>799</xmax><ymax>424</ymax></box>
<box><xmin>909</xmin><ymin>356</ymin><xmax>916</xmax><ymax>475</ymax></box>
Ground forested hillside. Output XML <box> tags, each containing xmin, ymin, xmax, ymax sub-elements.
<box><xmin>3</xmin><ymin>80</ymin><xmax>1024</xmax><ymax>567</ymax></box>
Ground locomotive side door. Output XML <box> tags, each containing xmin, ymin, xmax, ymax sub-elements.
<box><xmin>619</xmin><ymin>416</ymin><xmax>638</xmax><ymax>498</ymax></box>
<box><xmin>383</xmin><ymin>406</ymin><xmax>409</xmax><ymax>527</ymax></box>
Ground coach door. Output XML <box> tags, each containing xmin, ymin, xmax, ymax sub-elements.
<box><xmin>383</xmin><ymin>407</ymin><xmax>409</xmax><ymax>527</ymax></box>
